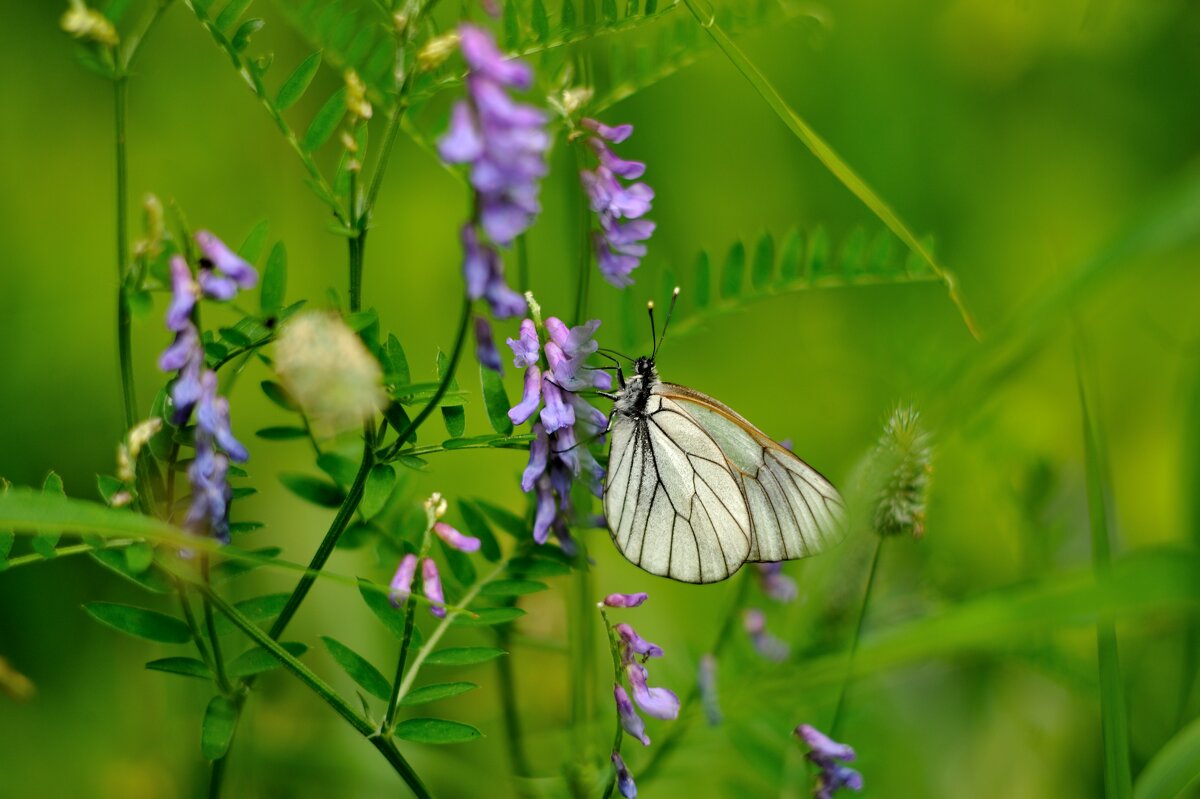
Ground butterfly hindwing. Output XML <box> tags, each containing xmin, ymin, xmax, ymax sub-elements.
<box><xmin>604</xmin><ymin>393</ymin><xmax>752</xmax><ymax>583</ymax></box>
<box><xmin>654</xmin><ymin>384</ymin><xmax>847</xmax><ymax>563</ymax></box>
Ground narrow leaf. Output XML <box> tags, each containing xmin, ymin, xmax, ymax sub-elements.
<box><xmin>320</xmin><ymin>636</ymin><xmax>391</xmax><ymax>701</ymax></box>
<box><xmin>316</xmin><ymin>453</ymin><xmax>359</xmax><ymax>486</ymax></box>
<box><xmin>437</xmin><ymin>351</ymin><xmax>466</xmax><ymax>438</ymax></box>
<box><xmin>424</xmin><ymin>647</ymin><xmax>506</xmax><ymax>666</ymax></box>
<box><xmin>361</xmin><ymin>464</ymin><xmax>396</xmax><ymax>519</ymax></box>
<box><xmin>393</xmin><ymin>717</ymin><xmax>482</xmax><ymax>744</ymax></box>
<box><xmin>385</xmin><ymin>334</ymin><xmax>410</xmax><ymax>385</ymax></box>
<box><xmin>358</xmin><ymin>578</ymin><xmax>407</xmax><ymax>639</ymax></box>
<box><xmin>480</xmin><ymin>579</ymin><xmax>548</xmax><ymax>597</ymax></box>
<box><xmin>454</xmin><ymin>607</ymin><xmax>526</xmax><ymax>626</ymax></box>
<box><xmin>276</xmin><ymin>51</ymin><xmax>322</xmax><ymax>110</ymax></box>
<box><xmin>751</xmin><ymin>232</ymin><xmax>774</xmax><ymax>290</ymax></box>
<box><xmin>146</xmin><ymin>656</ymin><xmax>212</xmax><ymax>679</ymax></box>
<box><xmin>201</xmin><ymin>696</ymin><xmax>238</xmax><ymax>760</ymax></box>
<box><xmin>260</xmin><ymin>241</ymin><xmax>287</xmax><ymax>313</ymax></box>
<box><xmin>399</xmin><ymin>681</ymin><xmax>478</xmax><ymax>707</ymax></box>
<box><xmin>1133</xmin><ymin>715</ymin><xmax>1200</xmax><ymax>799</ymax></box>
<box><xmin>479</xmin><ymin>365</ymin><xmax>514</xmax><ymax>435</ymax></box>
<box><xmin>302</xmin><ymin>88</ymin><xmax>347</xmax><ymax>152</ymax></box>
<box><xmin>459</xmin><ymin>501</ymin><xmax>501</xmax><ymax>562</ymax></box>
<box><xmin>255</xmin><ymin>425</ymin><xmax>307</xmax><ymax>440</ymax></box>
<box><xmin>261</xmin><ymin>380</ymin><xmax>298</xmax><ymax>411</ymax></box>
<box><xmin>279</xmin><ymin>474</ymin><xmax>345</xmax><ymax>508</ymax></box>
<box><xmin>238</xmin><ymin>219</ymin><xmax>270</xmax><ymax>263</ymax></box>
<box><xmin>84</xmin><ymin>602</ymin><xmax>191</xmax><ymax>644</ymax></box>
<box><xmin>226</xmin><ymin>641</ymin><xmax>308</xmax><ymax>678</ymax></box>
<box><xmin>720</xmin><ymin>240</ymin><xmax>745</xmax><ymax>299</ymax></box>
<box><xmin>212</xmin><ymin>593</ymin><xmax>290</xmax><ymax>637</ymax></box>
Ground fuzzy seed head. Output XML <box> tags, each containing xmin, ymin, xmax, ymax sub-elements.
<box><xmin>872</xmin><ymin>405</ymin><xmax>932</xmax><ymax>539</ymax></box>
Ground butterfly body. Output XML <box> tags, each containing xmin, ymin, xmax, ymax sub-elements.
<box><xmin>603</xmin><ymin>354</ymin><xmax>846</xmax><ymax>584</ymax></box>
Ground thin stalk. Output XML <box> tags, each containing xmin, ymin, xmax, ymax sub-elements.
<box><xmin>268</xmin><ymin>436</ymin><xmax>375</xmax><ymax>640</ymax></box>
<box><xmin>829</xmin><ymin>537</ymin><xmax>884</xmax><ymax>739</ymax></box>
<box><xmin>381</xmin><ymin>296</ymin><xmax>473</xmax><ymax>461</ymax></box>
<box><xmin>638</xmin><ymin>569</ymin><xmax>752</xmax><ymax>784</ymax></box>
<box><xmin>383</xmin><ymin>600</ymin><xmax>418</xmax><ymax>730</ymax></box>
<box><xmin>114</xmin><ymin>77</ymin><xmax>137</xmax><ymax>430</ymax></box>
<box><xmin>599</xmin><ymin>609</ymin><xmax>626</xmax><ymax>799</ymax></box>
<box><xmin>680</xmin><ymin>0</ymin><xmax>980</xmax><ymax>341</ymax></box>
<box><xmin>208</xmin><ymin>756</ymin><xmax>227</xmax><ymax>799</ymax></box>
<box><xmin>495</xmin><ymin>623</ymin><xmax>533</xmax><ymax>783</ymax></box>
<box><xmin>201</xmin><ymin>554</ymin><xmax>231</xmax><ymax>694</ymax></box>
<box><xmin>569</xmin><ymin>549</ymin><xmax>595</xmax><ymax>778</ymax></box>
<box><xmin>349</xmin><ymin>229</ymin><xmax>366</xmax><ymax>313</ymax></box>
<box><xmin>365</xmin><ymin>71</ymin><xmax>416</xmax><ymax>216</ymax></box>
<box><xmin>175</xmin><ymin>581</ymin><xmax>215</xmax><ymax>673</ymax></box>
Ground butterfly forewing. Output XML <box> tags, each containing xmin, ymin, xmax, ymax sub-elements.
<box><xmin>655</xmin><ymin>383</ymin><xmax>847</xmax><ymax>563</ymax></box>
<box><xmin>604</xmin><ymin>393</ymin><xmax>752</xmax><ymax>583</ymax></box>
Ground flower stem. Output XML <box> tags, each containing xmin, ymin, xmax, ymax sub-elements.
<box><xmin>599</xmin><ymin>608</ymin><xmax>626</xmax><ymax>799</ymax></box>
<box><xmin>829</xmin><ymin>536</ymin><xmax>884</xmax><ymax>739</ymax></box>
<box><xmin>568</xmin><ymin>547</ymin><xmax>596</xmax><ymax>794</ymax></box>
<box><xmin>201</xmin><ymin>554</ymin><xmax>232</xmax><ymax>694</ymax></box>
<box><xmin>349</xmin><ymin>228</ymin><xmax>366</xmax><ymax>313</ymax></box>
<box><xmin>268</xmin><ymin>436</ymin><xmax>375</xmax><ymax>641</ymax></box>
<box><xmin>114</xmin><ymin>76</ymin><xmax>137</xmax><ymax>431</ymax></box>
<box><xmin>495</xmin><ymin>622</ymin><xmax>533</xmax><ymax>784</ymax></box>
<box><xmin>383</xmin><ymin>599</ymin><xmax>418</xmax><ymax>729</ymax></box>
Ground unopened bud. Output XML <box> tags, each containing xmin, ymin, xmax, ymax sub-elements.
<box><xmin>61</xmin><ymin>0</ymin><xmax>118</xmax><ymax>46</ymax></box>
<box><xmin>418</xmin><ymin>32</ymin><xmax>460</xmax><ymax>71</ymax></box>
<box><xmin>344</xmin><ymin>70</ymin><xmax>373</xmax><ymax>121</ymax></box>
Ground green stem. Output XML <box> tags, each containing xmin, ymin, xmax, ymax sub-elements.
<box><xmin>381</xmin><ymin>296</ymin><xmax>473</xmax><ymax>462</ymax></box>
<box><xmin>495</xmin><ymin>623</ymin><xmax>533</xmax><ymax>784</ymax></box>
<box><xmin>569</xmin><ymin>548</ymin><xmax>595</xmax><ymax>778</ymax></box>
<box><xmin>829</xmin><ymin>537</ymin><xmax>884</xmax><ymax>739</ymax></box>
<box><xmin>208</xmin><ymin>755</ymin><xmax>228</xmax><ymax>799</ymax></box>
<box><xmin>365</xmin><ymin>72</ymin><xmax>415</xmax><ymax>217</ymax></box>
<box><xmin>680</xmin><ymin>0</ymin><xmax>980</xmax><ymax>341</ymax></box>
<box><xmin>201</xmin><ymin>555</ymin><xmax>232</xmax><ymax>694</ymax></box>
<box><xmin>349</xmin><ymin>229</ymin><xmax>366</xmax><ymax>313</ymax></box>
<box><xmin>637</xmin><ymin>569</ymin><xmax>752</xmax><ymax>785</ymax></box>
<box><xmin>114</xmin><ymin>76</ymin><xmax>137</xmax><ymax>431</ymax></box>
<box><xmin>175</xmin><ymin>581</ymin><xmax>215</xmax><ymax>673</ymax></box>
<box><xmin>267</xmin><ymin>437</ymin><xmax>375</xmax><ymax>641</ymax></box>
<box><xmin>383</xmin><ymin>599</ymin><xmax>418</xmax><ymax>730</ymax></box>
<box><xmin>599</xmin><ymin>608</ymin><xmax>626</xmax><ymax>799</ymax></box>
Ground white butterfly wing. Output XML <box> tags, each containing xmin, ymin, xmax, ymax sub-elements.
<box><xmin>604</xmin><ymin>393</ymin><xmax>752</xmax><ymax>583</ymax></box>
<box><xmin>654</xmin><ymin>383</ymin><xmax>847</xmax><ymax>563</ymax></box>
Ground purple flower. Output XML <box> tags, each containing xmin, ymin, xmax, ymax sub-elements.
<box><xmin>626</xmin><ymin>662</ymin><xmax>680</xmax><ymax>720</ymax></box>
<box><xmin>614</xmin><ymin>683</ymin><xmax>650</xmax><ymax>746</ymax></box>
<box><xmin>196</xmin><ymin>231</ymin><xmax>258</xmax><ymax>289</ymax></box>
<box><xmin>196</xmin><ymin>371</ymin><xmax>248</xmax><ymax>463</ymax></box>
<box><xmin>184</xmin><ymin>440</ymin><xmax>232</xmax><ymax>543</ymax></box>
<box><xmin>507</xmin><ymin>318</ymin><xmax>540</xmax><ymax>368</ymax></box>
<box><xmin>611</xmin><ymin>751</ymin><xmax>637</xmax><ymax>799</ymax></box>
<box><xmin>459</xmin><ymin>24</ymin><xmax>532</xmax><ymax>90</ymax></box>
<box><xmin>389</xmin><ymin>553</ymin><xmax>418</xmax><ymax>607</ymax></box>
<box><xmin>509</xmin><ymin>364</ymin><xmax>542</xmax><ymax>425</ymax></box>
<box><xmin>615</xmin><ymin>623</ymin><xmax>664</xmax><ymax>660</ymax></box>
<box><xmin>539</xmin><ymin>376</ymin><xmax>575</xmax><ymax>433</ymax></box>
<box><xmin>602</xmin><ymin>592</ymin><xmax>648</xmax><ymax>608</ymax></box>
<box><xmin>756</xmin><ymin>562</ymin><xmax>798</xmax><ymax>603</ymax></box>
<box><xmin>795</xmin><ymin>725</ymin><xmax>862</xmax><ymax>798</ymax></box>
<box><xmin>698</xmin><ymin>654</ymin><xmax>721</xmax><ymax>725</ymax></box>
<box><xmin>743</xmin><ymin>608</ymin><xmax>790</xmax><ymax>662</ymax></box>
<box><xmin>521</xmin><ymin>423</ymin><xmax>549</xmax><ymax>492</ymax></box>
<box><xmin>532</xmin><ymin>474</ymin><xmax>556</xmax><ymax>545</ymax></box>
<box><xmin>579</xmin><ymin>119</ymin><xmax>655</xmax><ymax>287</ymax></box>
<box><xmin>583</xmin><ymin>118</ymin><xmax>632</xmax><ymax>143</ymax></box>
<box><xmin>422</xmin><ymin>557</ymin><xmax>446</xmax><ymax>618</ymax></box>
<box><xmin>474</xmin><ymin>315</ymin><xmax>502</xmax><ymax>373</ymax></box>
<box><xmin>166</xmin><ymin>255</ymin><xmax>197</xmax><ymax>331</ymax></box>
<box><xmin>433</xmin><ymin>521</ymin><xmax>481</xmax><ymax>553</ymax></box>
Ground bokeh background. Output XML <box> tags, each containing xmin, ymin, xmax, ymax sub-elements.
<box><xmin>3</xmin><ymin>0</ymin><xmax>1200</xmax><ymax>797</ymax></box>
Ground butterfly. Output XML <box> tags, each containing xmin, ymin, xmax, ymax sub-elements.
<box><xmin>598</xmin><ymin>289</ymin><xmax>846</xmax><ymax>584</ymax></box>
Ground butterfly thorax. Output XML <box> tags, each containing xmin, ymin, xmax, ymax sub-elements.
<box><xmin>614</xmin><ymin>357</ymin><xmax>659</xmax><ymax>419</ymax></box>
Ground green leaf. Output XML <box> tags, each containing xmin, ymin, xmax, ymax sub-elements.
<box><xmin>1133</xmin><ymin>715</ymin><xmax>1200</xmax><ymax>799</ymax></box>
<box><xmin>226</xmin><ymin>641</ymin><xmax>308</xmax><ymax>678</ymax></box>
<box><xmin>316</xmin><ymin>453</ymin><xmax>359</xmax><ymax>486</ymax></box>
<box><xmin>454</xmin><ymin>607</ymin><xmax>526</xmax><ymax>626</ymax></box>
<box><xmin>210</xmin><ymin>546</ymin><xmax>282</xmax><ymax>583</ymax></box>
<box><xmin>385</xmin><ymin>334</ymin><xmax>410</xmax><ymax>385</ymax></box>
<box><xmin>392</xmin><ymin>717</ymin><xmax>482</xmax><ymax>744</ymax></box>
<box><xmin>90</xmin><ymin>549</ymin><xmax>172</xmax><ymax>593</ymax></box>
<box><xmin>276</xmin><ymin>51</ymin><xmax>322</xmax><ymax>110</ymax></box>
<box><xmin>261</xmin><ymin>380</ymin><xmax>298</xmax><ymax>411</ymax></box>
<box><xmin>201</xmin><ymin>696</ymin><xmax>238</xmax><ymax>760</ymax></box>
<box><xmin>361</xmin><ymin>464</ymin><xmax>396</xmax><ymax>519</ymax></box>
<box><xmin>476</xmin><ymin>501</ymin><xmax>526</xmax><ymax>539</ymax></box>
<box><xmin>720</xmin><ymin>240</ymin><xmax>745</xmax><ymax>299</ymax></box>
<box><xmin>424</xmin><ymin>647</ymin><xmax>506</xmax><ymax>666</ymax></box>
<box><xmin>84</xmin><ymin>602</ymin><xmax>191</xmax><ymax>644</ymax></box>
<box><xmin>399</xmin><ymin>681</ymin><xmax>478</xmax><ymax>706</ymax></box>
<box><xmin>232</xmin><ymin>17</ymin><xmax>265</xmax><ymax>51</ymax></box>
<box><xmin>212</xmin><ymin>593</ymin><xmax>290</xmax><ymax>637</ymax></box>
<box><xmin>751</xmin><ymin>232</ymin><xmax>775</xmax><ymax>290</ymax></box>
<box><xmin>778</xmin><ymin>228</ymin><xmax>804</xmax><ymax>282</ymax></box>
<box><xmin>507</xmin><ymin>555</ymin><xmax>571</xmax><ymax>578</ymax></box>
<box><xmin>145</xmin><ymin>656</ymin><xmax>212</xmax><ymax>679</ymax></box>
<box><xmin>238</xmin><ymin>219</ymin><xmax>270</xmax><ymax>263</ymax></box>
<box><xmin>256</xmin><ymin>425</ymin><xmax>308</xmax><ymax>440</ymax></box>
<box><xmin>260</xmin><ymin>241</ymin><xmax>287</xmax><ymax>313</ymax></box>
<box><xmin>124</xmin><ymin>541</ymin><xmax>153</xmax><ymax>573</ymax></box>
<box><xmin>214</xmin><ymin>0</ymin><xmax>253</xmax><ymax>33</ymax></box>
<box><xmin>480</xmin><ymin>365</ymin><xmax>514</xmax><ymax>435</ymax></box>
<box><xmin>480</xmin><ymin>579</ymin><xmax>548</xmax><ymax>597</ymax></box>
<box><xmin>437</xmin><ymin>351</ymin><xmax>466</xmax><ymax>438</ymax></box>
<box><xmin>436</xmin><ymin>538</ymin><xmax>476</xmax><ymax>587</ymax></box>
<box><xmin>279</xmin><ymin>474</ymin><xmax>345</xmax><ymax>508</ymax></box>
<box><xmin>0</xmin><ymin>530</ymin><xmax>13</xmax><ymax>563</ymax></box>
<box><xmin>31</xmin><ymin>472</ymin><xmax>66</xmax><ymax>557</ymax></box>
<box><xmin>357</xmin><ymin>578</ymin><xmax>407</xmax><ymax>639</ymax></box>
<box><xmin>302</xmin><ymin>88</ymin><xmax>347</xmax><ymax>151</ymax></box>
<box><xmin>459</xmin><ymin>501</ymin><xmax>500</xmax><ymax>562</ymax></box>
<box><xmin>320</xmin><ymin>636</ymin><xmax>391</xmax><ymax>701</ymax></box>
<box><xmin>532</xmin><ymin>0</ymin><xmax>550</xmax><ymax>40</ymax></box>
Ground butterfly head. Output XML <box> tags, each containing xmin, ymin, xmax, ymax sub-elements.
<box><xmin>634</xmin><ymin>355</ymin><xmax>656</xmax><ymax>379</ymax></box>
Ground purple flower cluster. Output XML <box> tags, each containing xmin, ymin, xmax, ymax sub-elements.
<box><xmin>579</xmin><ymin>118</ymin><xmax>655</xmax><ymax>287</ymax></box>
<box><xmin>158</xmin><ymin>232</ymin><xmax>257</xmax><ymax>543</ymax></box>
<box><xmin>742</xmin><ymin>608</ymin><xmax>790</xmax><ymax>662</ymax></box>
<box><xmin>507</xmin><ymin>315</ymin><xmax>610</xmax><ymax>545</ymax></box>
<box><xmin>389</xmin><ymin>519</ymin><xmax>480</xmax><ymax>617</ymax></box>
<box><xmin>756</xmin><ymin>562</ymin><xmax>798</xmax><ymax>603</ymax></box>
<box><xmin>439</xmin><ymin>24</ymin><xmax>548</xmax><ymax>319</ymax></box>
<box><xmin>795</xmin><ymin>724</ymin><xmax>863</xmax><ymax>799</ymax></box>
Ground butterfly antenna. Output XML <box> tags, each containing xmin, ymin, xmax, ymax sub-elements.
<box><xmin>597</xmin><ymin>347</ymin><xmax>635</xmax><ymax>363</ymax></box>
<box><xmin>647</xmin><ymin>300</ymin><xmax>657</xmax><ymax>357</ymax></box>
<box><xmin>652</xmin><ymin>287</ymin><xmax>680</xmax><ymax>359</ymax></box>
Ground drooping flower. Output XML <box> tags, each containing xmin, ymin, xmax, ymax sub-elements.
<box><xmin>756</xmin><ymin>562</ymin><xmax>798</xmax><ymax>603</ymax></box>
<box><xmin>579</xmin><ymin>118</ymin><xmax>655</xmax><ymax>287</ymax></box>
<box><xmin>614</xmin><ymin>683</ymin><xmax>650</xmax><ymax>746</ymax></box>
<box><xmin>184</xmin><ymin>439</ymin><xmax>232</xmax><ymax>543</ymax></box>
<box><xmin>196</xmin><ymin>372</ymin><xmax>248</xmax><ymax>464</ymax></box>
<box><xmin>389</xmin><ymin>554</ymin><xmax>419</xmax><ymax>607</ymax></box>
<box><xmin>422</xmin><ymin>557</ymin><xmax>446</xmax><ymax>618</ymax></box>
<box><xmin>439</xmin><ymin>24</ymin><xmax>548</xmax><ymax>318</ymax></box>
<box><xmin>615</xmin><ymin>623</ymin><xmax>664</xmax><ymax>660</ymax></box>
<box><xmin>196</xmin><ymin>230</ymin><xmax>258</xmax><ymax>298</ymax></box>
<box><xmin>795</xmin><ymin>724</ymin><xmax>863</xmax><ymax>799</ymax></box>
<box><xmin>743</xmin><ymin>608</ymin><xmax>790</xmax><ymax>662</ymax></box>
<box><xmin>611</xmin><ymin>751</ymin><xmax>637</xmax><ymax>799</ymax></box>
<box><xmin>433</xmin><ymin>521</ymin><xmax>481</xmax><ymax>553</ymax></box>
<box><xmin>626</xmin><ymin>661</ymin><xmax>680</xmax><ymax>720</ymax></box>
<box><xmin>473</xmin><ymin>315</ymin><xmax>503</xmax><ymax>373</ymax></box>
<box><xmin>602</xmin><ymin>592</ymin><xmax>648</xmax><ymax>608</ymax></box>
<box><xmin>508</xmin><ymin>311</ymin><xmax>609</xmax><ymax>544</ymax></box>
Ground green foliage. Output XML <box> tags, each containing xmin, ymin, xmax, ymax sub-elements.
<box><xmin>145</xmin><ymin>656</ymin><xmax>212</xmax><ymax>679</ymax></box>
<box><xmin>84</xmin><ymin>602</ymin><xmax>192</xmax><ymax>644</ymax></box>
<box><xmin>275</xmin><ymin>51</ymin><xmax>323</xmax><ymax>110</ymax></box>
<box><xmin>479</xmin><ymin>579</ymin><xmax>549</xmax><ymax>597</ymax></box>
<box><xmin>437</xmin><ymin>351</ymin><xmax>466</xmax><ymax>438</ymax></box>
<box><xmin>226</xmin><ymin>641</ymin><xmax>309</xmax><ymax>678</ymax></box>
<box><xmin>358</xmin><ymin>578</ymin><xmax>408</xmax><ymax>640</ymax></box>
<box><xmin>392</xmin><ymin>717</ymin><xmax>482</xmax><ymax>744</ymax></box>
<box><xmin>201</xmin><ymin>696</ymin><xmax>238</xmax><ymax>760</ymax></box>
<box><xmin>274</xmin><ymin>0</ymin><xmax>395</xmax><ymax>103</ymax></box>
<box><xmin>424</xmin><ymin>646</ymin><xmax>507</xmax><ymax>666</ymax></box>
<box><xmin>279</xmin><ymin>474</ymin><xmax>346</xmax><ymax>507</ymax></box>
<box><xmin>321</xmin><ymin>636</ymin><xmax>391</xmax><ymax>701</ymax></box>
<box><xmin>260</xmin><ymin>241</ymin><xmax>288</xmax><ymax>313</ymax></box>
<box><xmin>361</xmin><ymin>464</ymin><xmax>397</xmax><ymax>519</ymax></box>
<box><xmin>453</xmin><ymin>607</ymin><xmax>526</xmax><ymax>627</ymax></box>
<box><xmin>399</xmin><ymin>681</ymin><xmax>478</xmax><ymax>707</ymax></box>
<box><xmin>479</xmin><ymin>365</ymin><xmax>514</xmax><ymax>436</ymax></box>
<box><xmin>211</xmin><ymin>593</ymin><xmax>290</xmax><ymax>637</ymax></box>
<box><xmin>1133</xmin><ymin>715</ymin><xmax>1200</xmax><ymax>799</ymax></box>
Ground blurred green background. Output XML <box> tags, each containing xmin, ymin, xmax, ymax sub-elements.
<box><xmin>3</xmin><ymin>0</ymin><xmax>1200</xmax><ymax>797</ymax></box>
